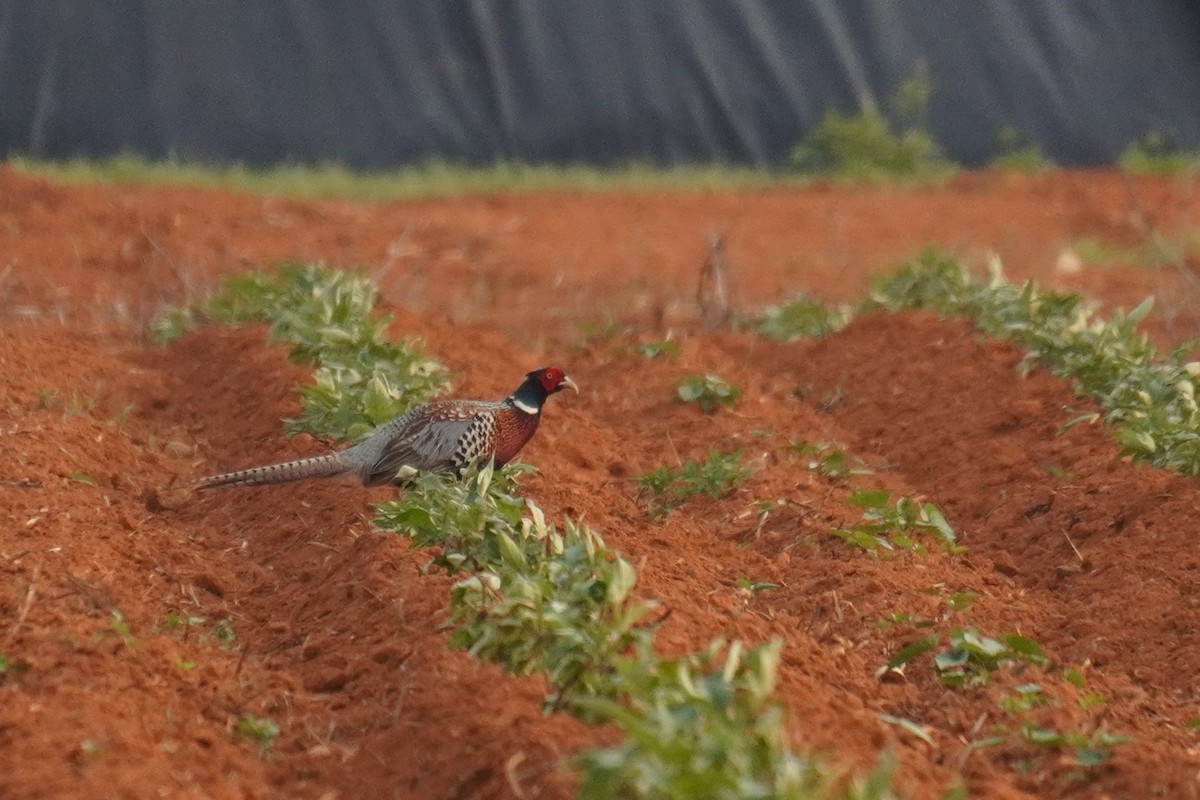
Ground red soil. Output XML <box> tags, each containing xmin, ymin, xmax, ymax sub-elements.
<box><xmin>2</xmin><ymin>166</ymin><xmax>1199</xmax><ymax>799</ymax></box>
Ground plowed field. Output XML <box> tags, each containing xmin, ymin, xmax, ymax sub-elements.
<box><xmin>2</xmin><ymin>166</ymin><xmax>1200</xmax><ymax>799</ymax></box>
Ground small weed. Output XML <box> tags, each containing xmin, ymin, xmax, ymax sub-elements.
<box><xmin>1118</xmin><ymin>130</ymin><xmax>1200</xmax><ymax>176</ymax></box>
<box><xmin>990</xmin><ymin>126</ymin><xmax>1053</xmax><ymax>173</ymax></box>
<box><xmin>161</xmin><ymin>611</ymin><xmax>206</xmax><ymax>632</ymax></box>
<box><xmin>635</xmin><ymin>338</ymin><xmax>681</xmax><ymax>359</ymax></box>
<box><xmin>107</xmin><ymin>610</ymin><xmax>140</xmax><ymax>650</ymax></box>
<box><xmin>788</xmin><ymin>440</ymin><xmax>872</xmax><ymax>478</ymax></box>
<box><xmin>942</xmin><ymin>590</ymin><xmax>979</xmax><ymax>615</ymax></box>
<box><xmin>233</xmin><ymin>714</ymin><xmax>280</xmax><ymax>755</ymax></box>
<box><xmin>757</xmin><ymin>294</ymin><xmax>850</xmax><ymax>340</ymax></box>
<box><xmin>885</xmin><ymin>627</ymin><xmax>1048</xmax><ymax>687</ymax></box>
<box><xmin>635</xmin><ymin>450</ymin><xmax>753</xmax><ymax>516</ymax></box>
<box><xmin>211</xmin><ymin>618</ymin><xmax>236</xmax><ymax>647</ymax></box>
<box><xmin>830</xmin><ymin>489</ymin><xmax>962</xmax><ymax>554</ymax></box>
<box><xmin>1021</xmin><ymin>725</ymin><xmax>1130</xmax><ymax>767</ymax></box>
<box><xmin>79</xmin><ymin>738</ymin><xmax>105</xmax><ymax>757</ymax></box>
<box><xmin>676</xmin><ymin>374</ymin><xmax>742</xmax><ymax>412</ymax></box>
<box><xmin>933</xmin><ymin>629</ymin><xmax>1048</xmax><ymax>686</ymax></box>
<box><xmin>877</xmin><ymin>612</ymin><xmax>934</xmax><ymax>630</ymax></box>
<box><xmin>149</xmin><ymin>305</ymin><xmax>197</xmax><ymax>343</ymax></box>
<box><xmin>789</xmin><ymin>63</ymin><xmax>954</xmax><ymax>182</ymax></box>
<box><xmin>735</xmin><ymin>577</ymin><xmax>780</xmax><ymax>595</ymax></box>
<box><xmin>67</xmin><ymin>471</ymin><xmax>96</xmax><ymax>486</ymax></box>
<box><xmin>35</xmin><ymin>388</ymin><xmax>63</xmax><ymax>411</ymax></box>
<box><xmin>999</xmin><ymin>683</ymin><xmax>1050</xmax><ymax>714</ymax></box>
<box><xmin>1072</xmin><ymin>232</ymin><xmax>1200</xmax><ymax>270</ymax></box>
<box><xmin>573</xmin><ymin>315</ymin><xmax>626</xmax><ymax>351</ymax></box>
<box><xmin>0</xmin><ymin>654</ymin><xmax>31</xmax><ymax>677</ymax></box>
<box><xmin>876</xmin><ymin>713</ymin><xmax>935</xmax><ymax>747</ymax></box>
<box><xmin>110</xmin><ymin>403</ymin><xmax>135</xmax><ymax>430</ymax></box>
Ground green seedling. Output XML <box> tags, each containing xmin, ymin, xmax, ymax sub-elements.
<box><xmin>789</xmin><ymin>440</ymin><xmax>872</xmax><ymax>478</ymax></box>
<box><xmin>211</xmin><ymin>618</ymin><xmax>237</xmax><ymax>647</ymax></box>
<box><xmin>735</xmin><ymin>577</ymin><xmax>780</xmax><ymax>595</ymax></box>
<box><xmin>1118</xmin><ymin>130</ymin><xmax>1200</xmax><ymax>176</ymax></box>
<box><xmin>676</xmin><ymin>374</ymin><xmax>742</xmax><ymax>412</ymax></box>
<box><xmin>636</xmin><ymin>338</ymin><xmax>681</xmax><ymax>359</ymax></box>
<box><xmin>233</xmin><ymin>715</ymin><xmax>280</xmax><ymax>755</ymax></box>
<box><xmin>635</xmin><ymin>450</ymin><xmax>753</xmax><ymax>516</ymax></box>
<box><xmin>830</xmin><ymin>489</ymin><xmax>961</xmax><ymax>554</ymax></box>
<box><xmin>0</xmin><ymin>655</ymin><xmax>30</xmax><ymax>676</ymax></box>
<box><xmin>990</xmin><ymin>125</ymin><xmax>1053</xmax><ymax>173</ymax></box>
<box><xmin>886</xmin><ymin>628</ymin><xmax>1048</xmax><ymax>687</ymax></box>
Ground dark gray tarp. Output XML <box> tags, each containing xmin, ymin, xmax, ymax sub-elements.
<box><xmin>2</xmin><ymin>1</ymin><xmax>1198</xmax><ymax>169</ymax></box>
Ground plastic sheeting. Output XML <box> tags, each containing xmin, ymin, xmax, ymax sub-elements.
<box><xmin>2</xmin><ymin>1</ymin><xmax>1198</xmax><ymax>168</ymax></box>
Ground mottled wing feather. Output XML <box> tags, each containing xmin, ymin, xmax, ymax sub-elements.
<box><xmin>361</xmin><ymin>399</ymin><xmax>500</xmax><ymax>485</ymax></box>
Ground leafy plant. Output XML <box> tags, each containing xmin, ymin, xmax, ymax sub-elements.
<box><xmin>0</xmin><ymin>655</ymin><xmax>30</xmax><ymax>677</ymax></box>
<box><xmin>379</xmin><ymin>464</ymin><xmax>653</xmax><ymax>711</ymax></box>
<box><xmin>160</xmin><ymin>611</ymin><xmax>205</xmax><ymax>632</ymax></box>
<box><xmin>885</xmin><ymin>628</ymin><xmax>1047</xmax><ymax>688</ymax></box>
<box><xmin>758</xmin><ymin>294</ymin><xmax>850</xmax><ymax>340</ymax></box>
<box><xmin>830</xmin><ymin>489</ymin><xmax>962</xmax><ymax>554</ymax></box>
<box><xmin>233</xmin><ymin>714</ymin><xmax>280</xmax><ymax>755</ymax></box>
<box><xmin>635</xmin><ymin>450</ymin><xmax>753</xmax><ymax>516</ymax></box>
<box><xmin>211</xmin><ymin>618</ymin><xmax>237</xmax><ymax>647</ymax></box>
<box><xmin>933</xmin><ymin>629</ymin><xmax>1048</xmax><ymax>686</ymax></box>
<box><xmin>789</xmin><ymin>441</ymin><xmax>872</xmax><ymax>478</ymax></box>
<box><xmin>1118</xmin><ymin>130</ymin><xmax>1200</xmax><ymax>175</ymax></box>
<box><xmin>990</xmin><ymin>125</ymin><xmax>1053</xmax><ymax>173</ymax></box>
<box><xmin>677</xmin><ymin>374</ymin><xmax>742</xmax><ymax>412</ymax></box>
<box><xmin>635</xmin><ymin>338</ymin><xmax>681</xmax><ymax>359</ymax></box>
<box><xmin>1030</xmin><ymin>727</ymin><xmax>1131</xmax><ymax>767</ymax></box>
<box><xmin>106</xmin><ymin>610</ymin><xmax>140</xmax><ymax>650</ymax></box>
<box><xmin>149</xmin><ymin>305</ymin><xmax>196</xmax><ymax>344</ymax></box>
<box><xmin>789</xmin><ymin>64</ymin><xmax>954</xmax><ymax>182</ymax></box>
<box><xmin>999</xmin><ymin>683</ymin><xmax>1050</xmax><ymax>714</ymax></box>
<box><xmin>574</xmin><ymin>639</ymin><xmax>825</xmax><ymax>798</ymax></box>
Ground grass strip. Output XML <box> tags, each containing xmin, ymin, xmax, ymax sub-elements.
<box><xmin>11</xmin><ymin>154</ymin><xmax>782</xmax><ymax>200</ymax></box>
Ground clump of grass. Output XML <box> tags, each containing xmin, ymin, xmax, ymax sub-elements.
<box><xmin>789</xmin><ymin>63</ymin><xmax>955</xmax><ymax>182</ymax></box>
<box><xmin>233</xmin><ymin>714</ymin><xmax>280</xmax><ymax>756</ymax></box>
<box><xmin>1118</xmin><ymin>130</ymin><xmax>1200</xmax><ymax>175</ymax></box>
<box><xmin>635</xmin><ymin>450</ymin><xmax>753</xmax><ymax>516</ymax></box>
<box><xmin>11</xmin><ymin>154</ymin><xmax>784</xmax><ymax>200</ymax></box>
<box><xmin>990</xmin><ymin>125</ymin><xmax>1054</xmax><ymax>173</ymax></box>
<box><xmin>635</xmin><ymin>338</ymin><xmax>681</xmax><ymax>359</ymax></box>
<box><xmin>677</xmin><ymin>374</ymin><xmax>742</xmax><ymax>412</ymax></box>
<box><xmin>758</xmin><ymin>294</ymin><xmax>850</xmax><ymax>341</ymax></box>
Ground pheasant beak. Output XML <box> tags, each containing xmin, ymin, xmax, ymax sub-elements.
<box><xmin>559</xmin><ymin>376</ymin><xmax>579</xmax><ymax>394</ymax></box>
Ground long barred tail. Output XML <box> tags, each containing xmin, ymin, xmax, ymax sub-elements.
<box><xmin>195</xmin><ymin>453</ymin><xmax>350</xmax><ymax>489</ymax></box>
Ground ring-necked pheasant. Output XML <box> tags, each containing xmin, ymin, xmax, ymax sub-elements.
<box><xmin>195</xmin><ymin>367</ymin><xmax>577</xmax><ymax>489</ymax></box>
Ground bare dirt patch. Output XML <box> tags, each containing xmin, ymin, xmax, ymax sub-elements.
<box><xmin>2</xmin><ymin>166</ymin><xmax>1199</xmax><ymax>798</ymax></box>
